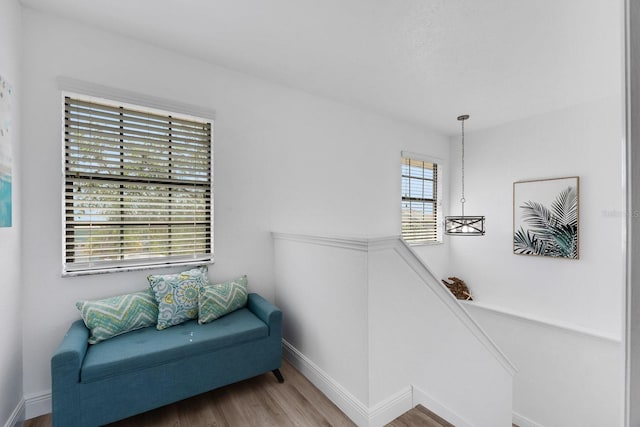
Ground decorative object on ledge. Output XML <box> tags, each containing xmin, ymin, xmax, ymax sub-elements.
<box><xmin>441</xmin><ymin>276</ymin><xmax>473</xmax><ymax>300</ymax></box>
<box><xmin>445</xmin><ymin>115</ymin><xmax>485</xmax><ymax>236</ymax></box>
<box><xmin>513</xmin><ymin>176</ymin><xmax>579</xmax><ymax>259</ymax></box>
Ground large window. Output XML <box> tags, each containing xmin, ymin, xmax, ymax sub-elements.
<box><xmin>401</xmin><ymin>155</ymin><xmax>440</xmax><ymax>244</ymax></box>
<box><xmin>63</xmin><ymin>96</ymin><xmax>212</xmax><ymax>275</ymax></box>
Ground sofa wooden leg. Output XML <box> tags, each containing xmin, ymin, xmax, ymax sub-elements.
<box><xmin>272</xmin><ymin>369</ymin><xmax>284</xmax><ymax>383</ymax></box>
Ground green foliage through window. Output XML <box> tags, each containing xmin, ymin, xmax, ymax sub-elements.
<box><xmin>63</xmin><ymin>96</ymin><xmax>212</xmax><ymax>274</ymax></box>
<box><xmin>401</xmin><ymin>157</ymin><xmax>439</xmax><ymax>243</ymax></box>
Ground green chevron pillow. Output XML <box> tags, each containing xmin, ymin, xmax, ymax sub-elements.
<box><xmin>198</xmin><ymin>275</ymin><xmax>248</xmax><ymax>324</ymax></box>
<box><xmin>76</xmin><ymin>288</ymin><xmax>159</xmax><ymax>344</ymax></box>
<box><xmin>148</xmin><ymin>265</ymin><xmax>210</xmax><ymax>330</ymax></box>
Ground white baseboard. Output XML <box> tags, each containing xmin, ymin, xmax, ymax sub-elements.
<box><xmin>24</xmin><ymin>391</ymin><xmax>51</xmax><ymax>421</ymax></box>
<box><xmin>513</xmin><ymin>411</ymin><xmax>543</xmax><ymax>427</ymax></box>
<box><xmin>3</xmin><ymin>399</ymin><xmax>24</xmax><ymax>427</ymax></box>
<box><xmin>368</xmin><ymin>387</ymin><xmax>412</xmax><ymax>427</ymax></box>
<box><xmin>282</xmin><ymin>339</ymin><xmax>369</xmax><ymax>426</ymax></box>
<box><xmin>411</xmin><ymin>385</ymin><xmax>474</xmax><ymax>427</ymax></box>
<box><xmin>282</xmin><ymin>339</ymin><xmax>414</xmax><ymax>427</ymax></box>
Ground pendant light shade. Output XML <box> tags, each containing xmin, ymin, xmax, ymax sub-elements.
<box><xmin>445</xmin><ymin>115</ymin><xmax>485</xmax><ymax>236</ymax></box>
<box><xmin>445</xmin><ymin>215</ymin><xmax>485</xmax><ymax>235</ymax></box>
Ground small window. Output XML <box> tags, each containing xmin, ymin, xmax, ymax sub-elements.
<box><xmin>401</xmin><ymin>155</ymin><xmax>440</xmax><ymax>244</ymax></box>
<box><xmin>63</xmin><ymin>95</ymin><xmax>213</xmax><ymax>275</ymax></box>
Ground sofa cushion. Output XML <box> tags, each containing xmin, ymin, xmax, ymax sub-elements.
<box><xmin>81</xmin><ymin>308</ymin><xmax>267</xmax><ymax>383</ymax></box>
<box><xmin>148</xmin><ymin>266</ymin><xmax>209</xmax><ymax>330</ymax></box>
<box><xmin>199</xmin><ymin>275</ymin><xmax>248</xmax><ymax>324</ymax></box>
<box><xmin>76</xmin><ymin>289</ymin><xmax>159</xmax><ymax>344</ymax></box>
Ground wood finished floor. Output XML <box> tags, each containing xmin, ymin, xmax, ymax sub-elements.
<box><xmin>387</xmin><ymin>405</ymin><xmax>455</xmax><ymax>427</ymax></box>
<box><xmin>24</xmin><ymin>359</ymin><xmax>506</xmax><ymax>426</ymax></box>
<box><xmin>25</xmin><ymin>360</ymin><xmax>356</xmax><ymax>427</ymax></box>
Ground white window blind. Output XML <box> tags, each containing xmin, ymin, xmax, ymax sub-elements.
<box><xmin>63</xmin><ymin>96</ymin><xmax>212</xmax><ymax>274</ymax></box>
<box><xmin>401</xmin><ymin>157</ymin><xmax>439</xmax><ymax>243</ymax></box>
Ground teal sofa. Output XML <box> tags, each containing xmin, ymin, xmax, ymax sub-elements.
<box><xmin>51</xmin><ymin>293</ymin><xmax>283</xmax><ymax>427</ymax></box>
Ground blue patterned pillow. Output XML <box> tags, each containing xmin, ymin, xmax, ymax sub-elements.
<box><xmin>148</xmin><ymin>266</ymin><xmax>209</xmax><ymax>330</ymax></box>
<box><xmin>198</xmin><ymin>275</ymin><xmax>248</xmax><ymax>324</ymax></box>
<box><xmin>76</xmin><ymin>289</ymin><xmax>159</xmax><ymax>344</ymax></box>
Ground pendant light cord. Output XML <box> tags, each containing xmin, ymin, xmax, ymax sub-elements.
<box><xmin>445</xmin><ymin>114</ymin><xmax>484</xmax><ymax>236</ymax></box>
<box><xmin>459</xmin><ymin>115</ymin><xmax>467</xmax><ymax>217</ymax></box>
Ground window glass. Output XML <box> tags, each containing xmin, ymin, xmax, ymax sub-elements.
<box><xmin>401</xmin><ymin>157</ymin><xmax>440</xmax><ymax>243</ymax></box>
<box><xmin>63</xmin><ymin>96</ymin><xmax>212</xmax><ymax>274</ymax></box>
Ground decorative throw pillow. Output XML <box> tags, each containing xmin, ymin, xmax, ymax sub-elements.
<box><xmin>148</xmin><ymin>265</ymin><xmax>209</xmax><ymax>330</ymax></box>
<box><xmin>198</xmin><ymin>275</ymin><xmax>248</xmax><ymax>324</ymax></box>
<box><xmin>76</xmin><ymin>288</ymin><xmax>159</xmax><ymax>344</ymax></box>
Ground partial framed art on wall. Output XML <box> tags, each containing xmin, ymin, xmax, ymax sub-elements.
<box><xmin>513</xmin><ymin>176</ymin><xmax>579</xmax><ymax>259</ymax></box>
<box><xmin>0</xmin><ymin>74</ymin><xmax>13</xmax><ymax>228</ymax></box>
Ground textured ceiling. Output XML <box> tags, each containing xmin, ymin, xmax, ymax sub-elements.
<box><xmin>20</xmin><ymin>0</ymin><xmax>623</xmax><ymax>135</ymax></box>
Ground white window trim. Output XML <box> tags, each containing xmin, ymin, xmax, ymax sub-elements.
<box><xmin>401</xmin><ymin>151</ymin><xmax>445</xmax><ymax>245</ymax></box>
<box><xmin>59</xmin><ymin>78</ymin><xmax>215</xmax><ymax>276</ymax></box>
<box><xmin>57</xmin><ymin>77</ymin><xmax>216</xmax><ymax>121</ymax></box>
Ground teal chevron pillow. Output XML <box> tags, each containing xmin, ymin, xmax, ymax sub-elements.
<box><xmin>148</xmin><ymin>265</ymin><xmax>209</xmax><ymax>330</ymax></box>
<box><xmin>198</xmin><ymin>275</ymin><xmax>248</xmax><ymax>324</ymax></box>
<box><xmin>76</xmin><ymin>288</ymin><xmax>159</xmax><ymax>344</ymax></box>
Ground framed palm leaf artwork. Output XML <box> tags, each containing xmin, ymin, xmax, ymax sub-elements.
<box><xmin>513</xmin><ymin>176</ymin><xmax>579</xmax><ymax>259</ymax></box>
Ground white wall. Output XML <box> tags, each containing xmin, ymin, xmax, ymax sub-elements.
<box><xmin>447</xmin><ymin>96</ymin><xmax>626</xmax><ymax>426</ymax></box>
<box><xmin>273</xmin><ymin>234</ymin><xmax>514</xmax><ymax>427</ymax></box>
<box><xmin>465</xmin><ymin>303</ymin><xmax>624</xmax><ymax>427</ymax></box>
<box><xmin>440</xmin><ymin>1</ymin><xmax>626</xmax><ymax>423</ymax></box>
<box><xmin>449</xmin><ymin>98</ymin><xmax>625</xmax><ymax>337</ymax></box>
<box><xmin>18</xmin><ymin>4</ymin><xmax>627</xmax><ymax>426</ymax></box>
<box><xmin>20</xmin><ymin>8</ymin><xmax>449</xmax><ymax>413</ymax></box>
<box><xmin>273</xmin><ymin>236</ymin><xmax>370</xmax><ymax>413</ymax></box>
<box><xmin>368</xmin><ymin>239</ymin><xmax>514</xmax><ymax>427</ymax></box>
<box><xmin>0</xmin><ymin>1</ymin><xmax>23</xmax><ymax>426</ymax></box>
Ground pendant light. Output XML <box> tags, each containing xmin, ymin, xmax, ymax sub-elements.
<box><xmin>445</xmin><ymin>115</ymin><xmax>485</xmax><ymax>235</ymax></box>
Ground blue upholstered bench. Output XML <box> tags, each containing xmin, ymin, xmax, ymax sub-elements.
<box><xmin>51</xmin><ymin>293</ymin><xmax>283</xmax><ymax>427</ymax></box>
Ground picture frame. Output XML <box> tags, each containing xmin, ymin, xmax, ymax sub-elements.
<box><xmin>0</xmin><ymin>74</ymin><xmax>13</xmax><ymax>228</ymax></box>
<box><xmin>513</xmin><ymin>176</ymin><xmax>579</xmax><ymax>259</ymax></box>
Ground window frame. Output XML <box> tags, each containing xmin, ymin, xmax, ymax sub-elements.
<box><xmin>60</xmin><ymin>81</ymin><xmax>215</xmax><ymax>276</ymax></box>
<box><xmin>400</xmin><ymin>151</ymin><xmax>444</xmax><ymax>245</ymax></box>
